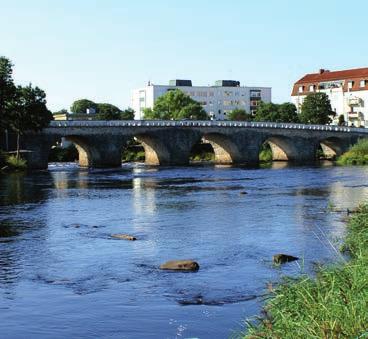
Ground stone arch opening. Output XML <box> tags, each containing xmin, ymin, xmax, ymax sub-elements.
<box><xmin>261</xmin><ymin>136</ymin><xmax>298</xmax><ymax>161</ymax></box>
<box><xmin>202</xmin><ymin>133</ymin><xmax>240</xmax><ymax>164</ymax></box>
<box><xmin>134</xmin><ymin>134</ymin><xmax>170</xmax><ymax>165</ymax></box>
<box><xmin>189</xmin><ymin>138</ymin><xmax>215</xmax><ymax>162</ymax></box>
<box><xmin>121</xmin><ymin>137</ymin><xmax>145</xmax><ymax>163</ymax></box>
<box><xmin>48</xmin><ymin>136</ymin><xmax>92</xmax><ymax>167</ymax></box>
<box><xmin>319</xmin><ymin>137</ymin><xmax>345</xmax><ymax>160</ymax></box>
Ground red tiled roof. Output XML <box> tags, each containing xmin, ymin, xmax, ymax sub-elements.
<box><xmin>295</xmin><ymin>67</ymin><xmax>368</xmax><ymax>84</ymax></box>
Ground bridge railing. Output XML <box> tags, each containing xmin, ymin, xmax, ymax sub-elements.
<box><xmin>49</xmin><ymin>120</ymin><xmax>368</xmax><ymax>134</ymax></box>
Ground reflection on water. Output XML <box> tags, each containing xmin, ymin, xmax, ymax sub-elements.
<box><xmin>0</xmin><ymin>163</ymin><xmax>368</xmax><ymax>338</ymax></box>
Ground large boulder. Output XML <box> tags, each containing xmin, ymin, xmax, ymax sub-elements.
<box><xmin>111</xmin><ymin>234</ymin><xmax>137</xmax><ymax>241</ymax></box>
<box><xmin>160</xmin><ymin>260</ymin><xmax>199</xmax><ymax>271</ymax></box>
<box><xmin>273</xmin><ymin>253</ymin><xmax>299</xmax><ymax>265</ymax></box>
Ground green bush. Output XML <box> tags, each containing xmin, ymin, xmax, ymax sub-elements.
<box><xmin>6</xmin><ymin>155</ymin><xmax>27</xmax><ymax>170</ymax></box>
<box><xmin>337</xmin><ymin>139</ymin><xmax>368</xmax><ymax>165</ymax></box>
<box><xmin>49</xmin><ymin>145</ymin><xmax>79</xmax><ymax>162</ymax></box>
<box><xmin>259</xmin><ymin>144</ymin><xmax>273</xmax><ymax>162</ymax></box>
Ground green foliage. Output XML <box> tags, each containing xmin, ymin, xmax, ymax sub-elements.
<box><xmin>70</xmin><ymin>99</ymin><xmax>97</xmax><ymax>114</ymax></box>
<box><xmin>0</xmin><ymin>56</ymin><xmax>16</xmax><ymax>130</ymax></box>
<box><xmin>96</xmin><ymin>103</ymin><xmax>121</xmax><ymax>120</ymax></box>
<box><xmin>49</xmin><ymin>145</ymin><xmax>79</xmax><ymax>162</ymax></box>
<box><xmin>5</xmin><ymin>155</ymin><xmax>27</xmax><ymax>170</ymax></box>
<box><xmin>259</xmin><ymin>143</ymin><xmax>273</xmax><ymax>162</ymax></box>
<box><xmin>253</xmin><ymin>102</ymin><xmax>299</xmax><ymax>123</ymax></box>
<box><xmin>338</xmin><ymin>114</ymin><xmax>346</xmax><ymax>126</ymax></box>
<box><xmin>228</xmin><ymin>109</ymin><xmax>253</xmax><ymax>121</ymax></box>
<box><xmin>337</xmin><ymin>138</ymin><xmax>368</xmax><ymax>165</ymax></box>
<box><xmin>8</xmin><ymin>84</ymin><xmax>53</xmax><ymax>135</ymax></box>
<box><xmin>242</xmin><ymin>204</ymin><xmax>368</xmax><ymax>338</ymax></box>
<box><xmin>143</xmin><ymin>89</ymin><xmax>209</xmax><ymax>120</ymax></box>
<box><xmin>120</xmin><ymin>107</ymin><xmax>135</xmax><ymax>120</ymax></box>
<box><xmin>299</xmin><ymin>92</ymin><xmax>335</xmax><ymax>125</ymax></box>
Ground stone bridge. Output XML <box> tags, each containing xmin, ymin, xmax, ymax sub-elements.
<box><xmin>21</xmin><ymin>120</ymin><xmax>368</xmax><ymax>169</ymax></box>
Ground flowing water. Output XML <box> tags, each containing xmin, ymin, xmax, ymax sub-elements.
<box><xmin>0</xmin><ymin>162</ymin><xmax>368</xmax><ymax>339</ymax></box>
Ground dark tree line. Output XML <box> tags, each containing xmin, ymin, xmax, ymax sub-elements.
<box><xmin>69</xmin><ymin>99</ymin><xmax>135</xmax><ymax>120</ymax></box>
<box><xmin>0</xmin><ymin>57</ymin><xmax>53</xmax><ymax>158</ymax></box>
<box><xmin>228</xmin><ymin>93</ymin><xmax>335</xmax><ymax>125</ymax></box>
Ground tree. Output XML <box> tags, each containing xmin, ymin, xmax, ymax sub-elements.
<box><xmin>228</xmin><ymin>108</ymin><xmax>253</xmax><ymax>121</ymax></box>
<box><xmin>70</xmin><ymin>99</ymin><xmax>97</xmax><ymax>114</ymax></box>
<box><xmin>277</xmin><ymin>102</ymin><xmax>299</xmax><ymax>123</ymax></box>
<box><xmin>96</xmin><ymin>103</ymin><xmax>121</xmax><ymax>120</ymax></box>
<box><xmin>143</xmin><ymin>89</ymin><xmax>209</xmax><ymax>120</ymax></box>
<box><xmin>253</xmin><ymin>102</ymin><xmax>299</xmax><ymax>123</ymax></box>
<box><xmin>299</xmin><ymin>93</ymin><xmax>335</xmax><ymax>125</ymax></box>
<box><xmin>8</xmin><ymin>84</ymin><xmax>53</xmax><ymax>158</ymax></box>
<box><xmin>121</xmin><ymin>107</ymin><xmax>135</xmax><ymax>120</ymax></box>
<box><xmin>0</xmin><ymin>57</ymin><xmax>16</xmax><ymax>130</ymax></box>
<box><xmin>338</xmin><ymin>114</ymin><xmax>346</xmax><ymax>126</ymax></box>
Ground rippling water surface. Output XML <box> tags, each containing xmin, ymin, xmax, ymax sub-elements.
<box><xmin>0</xmin><ymin>163</ymin><xmax>368</xmax><ymax>338</ymax></box>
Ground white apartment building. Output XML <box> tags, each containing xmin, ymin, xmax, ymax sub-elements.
<box><xmin>131</xmin><ymin>80</ymin><xmax>271</xmax><ymax>120</ymax></box>
<box><xmin>291</xmin><ymin>67</ymin><xmax>368</xmax><ymax>127</ymax></box>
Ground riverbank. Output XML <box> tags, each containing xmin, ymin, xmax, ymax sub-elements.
<box><xmin>242</xmin><ymin>204</ymin><xmax>368</xmax><ymax>338</ymax></box>
<box><xmin>337</xmin><ymin>138</ymin><xmax>368</xmax><ymax>165</ymax></box>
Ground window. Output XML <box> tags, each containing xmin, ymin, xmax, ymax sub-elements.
<box><xmin>309</xmin><ymin>85</ymin><xmax>314</xmax><ymax>92</ymax></box>
<box><xmin>250</xmin><ymin>90</ymin><xmax>261</xmax><ymax>98</ymax></box>
<box><xmin>360</xmin><ymin>80</ymin><xmax>366</xmax><ymax>88</ymax></box>
<box><xmin>348</xmin><ymin>81</ymin><xmax>354</xmax><ymax>89</ymax></box>
<box><xmin>298</xmin><ymin>86</ymin><xmax>304</xmax><ymax>93</ymax></box>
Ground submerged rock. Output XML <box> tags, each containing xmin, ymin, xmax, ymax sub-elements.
<box><xmin>160</xmin><ymin>260</ymin><xmax>199</xmax><ymax>271</ymax></box>
<box><xmin>111</xmin><ymin>234</ymin><xmax>137</xmax><ymax>241</ymax></box>
<box><xmin>273</xmin><ymin>253</ymin><xmax>299</xmax><ymax>265</ymax></box>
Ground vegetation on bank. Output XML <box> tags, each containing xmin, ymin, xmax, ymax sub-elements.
<box><xmin>242</xmin><ymin>204</ymin><xmax>368</xmax><ymax>338</ymax></box>
<box><xmin>337</xmin><ymin>138</ymin><xmax>368</xmax><ymax>165</ymax></box>
<box><xmin>259</xmin><ymin>144</ymin><xmax>273</xmax><ymax>162</ymax></box>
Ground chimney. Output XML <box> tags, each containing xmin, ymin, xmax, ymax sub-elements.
<box><xmin>319</xmin><ymin>69</ymin><xmax>330</xmax><ymax>74</ymax></box>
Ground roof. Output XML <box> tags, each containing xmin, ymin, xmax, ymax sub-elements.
<box><xmin>295</xmin><ymin>67</ymin><xmax>368</xmax><ymax>84</ymax></box>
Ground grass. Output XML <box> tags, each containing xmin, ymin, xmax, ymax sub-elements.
<box><xmin>241</xmin><ymin>204</ymin><xmax>368</xmax><ymax>338</ymax></box>
<box><xmin>337</xmin><ymin>138</ymin><xmax>368</xmax><ymax>165</ymax></box>
<box><xmin>5</xmin><ymin>155</ymin><xmax>27</xmax><ymax>170</ymax></box>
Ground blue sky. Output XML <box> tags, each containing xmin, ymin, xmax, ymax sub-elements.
<box><xmin>1</xmin><ymin>0</ymin><xmax>368</xmax><ymax>112</ymax></box>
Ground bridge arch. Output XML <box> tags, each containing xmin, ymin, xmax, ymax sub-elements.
<box><xmin>319</xmin><ymin>137</ymin><xmax>346</xmax><ymax>159</ymax></box>
<box><xmin>262</xmin><ymin>135</ymin><xmax>299</xmax><ymax>161</ymax></box>
<box><xmin>49</xmin><ymin>136</ymin><xmax>92</xmax><ymax>167</ymax></box>
<box><xmin>202</xmin><ymin>133</ymin><xmax>242</xmax><ymax>164</ymax></box>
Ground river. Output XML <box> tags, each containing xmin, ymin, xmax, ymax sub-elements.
<box><xmin>0</xmin><ymin>163</ymin><xmax>368</xmax><ymax>338</ymax></box>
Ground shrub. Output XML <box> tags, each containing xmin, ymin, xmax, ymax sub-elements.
<box><xmin>337</xmin><ymin>138</ymin><xmax>368</xmax><ymax>165</ymax></box>
<box><xmin>6</xmin><ymin>155</ymin><xmax>27</xmax><ymax>170</ymax></box>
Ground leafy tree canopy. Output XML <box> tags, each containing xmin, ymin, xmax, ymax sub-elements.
<box><xmin>228</xmin><ymin>108</ymin><xmax>253</xmax><ymax>121</ymax></box>
<box><xmin>299</xmin><ymin>93</ymin><xmax>335</xmax><ymax>125</ymax></box>
<box><xmin>0</xmin><ymin>56</ymin><xmax>16</xmax><ymax>130</ymax></box>
<box><xmin>144</xmin><ymin>89</ymin><xmax>209</xmax><ymax>120</ymax></box>
<box><xmin>121</xmin><ymin>107</ymin><xmax>135</xmax><ymax>120</ymax></box>
<box><xmin>253</xmin><ymin>102</ymin><xmax>299</xmax><ymax>123</ymax></box>
<box><xmin>53</xmin><ymin>109</ymin><xmax>68</xmax><ymax>115</ymax></box>
<box><xmin>96</xmin><ymin>103</ymin><xmax>121</xmax><ymax>120</ymax></box>
<box><xmin>70</xmin><ymin>99</ymin><xmax>97</xmax><ymax>114</ymax></box>
<box><xmin>8</xmin><ymin>84</ymin><xmax>53</xmax><ymax>135</ymax></box>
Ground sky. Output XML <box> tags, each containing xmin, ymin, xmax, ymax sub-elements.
<box><xmin>1</xmin><ymin>0</ymin><xmax>368</xmax><ymax>112</ymax></box>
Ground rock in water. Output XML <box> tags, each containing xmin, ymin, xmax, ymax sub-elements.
<box><xmin>111</xmin><ymin>234</ymin><xmax>137</xmax><ymax>241</ymax></box>
<box><xmin>273</xmin><ymin>254</ymin><xmax>299</xmax><ymax>264</ymax></box>
<box><xmin>160</xmin><ymin>260</ymin><xmax>199</xmax><ymax>271</ymax></box>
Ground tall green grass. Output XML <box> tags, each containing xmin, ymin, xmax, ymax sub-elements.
<box><xmin>242</xmin><ymin>204</ymin><xmax>368</xmax><ymax>338</ymax></box>
<box><xmin>337</xmin><ymin>138</ymin><xmax>368</xmax><ymax>165</ymax></box>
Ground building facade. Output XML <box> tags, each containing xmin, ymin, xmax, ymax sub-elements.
<box><xmin>291</xmin><ymin>68</ymin><xmax>368</xmax><ymax>127</ymax></box>
<box><xmin>131</xmin><ymin>80</ymin><xmax>271</xmax><ymax>120</ymax></box>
